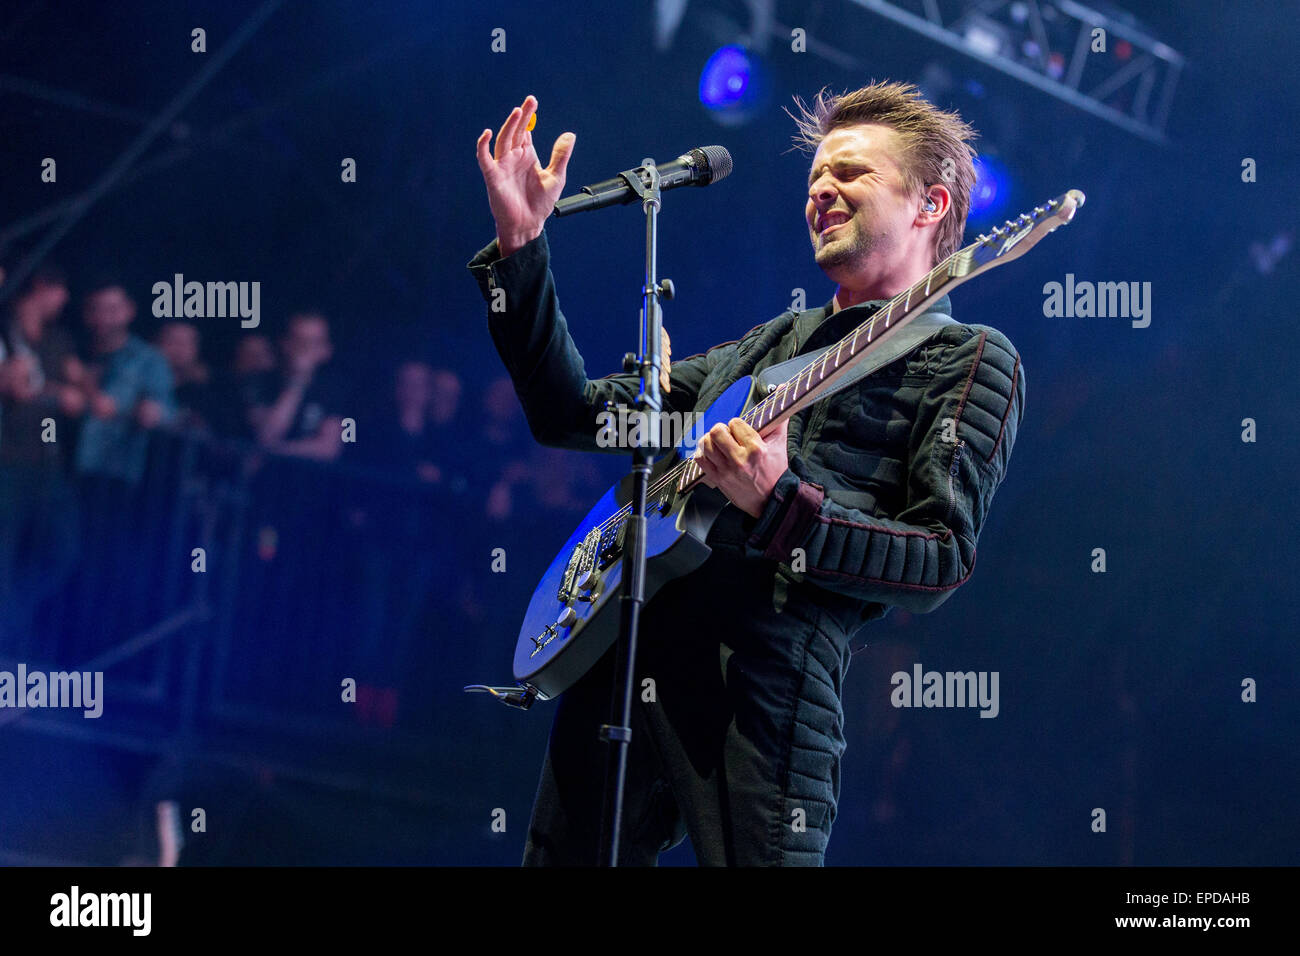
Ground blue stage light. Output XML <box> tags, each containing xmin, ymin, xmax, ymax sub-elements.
<box><xmin>699</xmin><ymin>45</ymin><xmax>768</xmax><ymax>125</ymax></box>
<box><xmin>970</xmin><ymin>154</ymin><xmax>1012</xmax><ymax>216</ymax></box>
<box><xmin>699</xmin><ymin>45</ymin><xmax>753</xmax><ymax>109</ymax></box>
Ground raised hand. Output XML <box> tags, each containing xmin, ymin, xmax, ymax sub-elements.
<box><xmin>475</xmin><ymin>95</ymin><xmax>576</xmax><ymax>257</ymax></box>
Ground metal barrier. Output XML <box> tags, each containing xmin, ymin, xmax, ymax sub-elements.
<box><xmin>1</xmin><ymin>423</ymin><xmax>507</xmax><ymax>755</ymax></box>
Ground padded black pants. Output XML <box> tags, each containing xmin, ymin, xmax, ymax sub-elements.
<box><xmin>521</xmin><ymin>553</ymin><xmax>856</xmax><ymax>866</ymax></box>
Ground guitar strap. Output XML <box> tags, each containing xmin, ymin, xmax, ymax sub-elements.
<box><xmin>754</xmin><ymin>308</ymin><xmax>959</xmax><ymax>402</ymax></box>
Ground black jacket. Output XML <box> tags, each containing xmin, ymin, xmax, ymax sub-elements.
<box><xmin>467</xmin><ymin>230</ymin><xmax>1025</xmax><ymax>633</ymax></box>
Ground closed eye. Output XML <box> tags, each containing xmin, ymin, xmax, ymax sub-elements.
<box><xmin>809</xmin><ymin>164</ymin><xmax>871</xmax><ymax>186</ymax></box>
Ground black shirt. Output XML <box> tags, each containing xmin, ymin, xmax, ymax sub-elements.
<box><xmin>0</xmin><ymin>320</ymin><xmax>76</xmax><ymax>467</ymax></box>
<box><xmin>244</xmin><ymin>365</ymin><xmax>350</xmax><ymax>441</ymax></box>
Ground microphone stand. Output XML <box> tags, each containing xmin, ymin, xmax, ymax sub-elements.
<box><xmin>595</xmin><ymin>158</ymin><xmax>673</xmax><ymax>867</ymax></box>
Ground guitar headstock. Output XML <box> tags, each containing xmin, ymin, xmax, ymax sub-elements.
<box><xmin>960</xmin><ymin>189</ymin><xmax>1086</xmax><ymax>277</ymax></box>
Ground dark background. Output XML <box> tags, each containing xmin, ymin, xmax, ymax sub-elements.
<box><xmin>0</xmin><ymin>0</ymin><xmax>1296</xmax><ymax>865</ymax></box>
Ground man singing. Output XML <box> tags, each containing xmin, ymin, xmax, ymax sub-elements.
<box><xmin>467</xmin><ymin>81</ymin><xmax>1025</xmax><ymax>865</ymax></box>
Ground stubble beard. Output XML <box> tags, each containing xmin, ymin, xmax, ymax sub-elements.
<box><xmin>812</xmin><ymin>219</ymin><xmax>884</xmax><ymax>276</ymax></box>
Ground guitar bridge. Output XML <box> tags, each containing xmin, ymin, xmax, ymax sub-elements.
<box><xmin>557</xmin><ymin>527</ymin><xmax>602</xmax><ymax>604</ymax></box>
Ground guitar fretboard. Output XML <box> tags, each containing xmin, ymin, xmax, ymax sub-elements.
<box><xmin>675</xmin><ymin>255</ymin><xmax>963</xmax><ymax>492</ymax></box>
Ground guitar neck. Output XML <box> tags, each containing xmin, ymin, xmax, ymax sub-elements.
<box><xmin>674</xmin><ymin>258</ymin><xmax>964</xmax><ymax>494</ymax></box>
<box><xmin>670</xmin><ymin>188</ymin><xmax>1084</xmax><ymax>497</ymax></box>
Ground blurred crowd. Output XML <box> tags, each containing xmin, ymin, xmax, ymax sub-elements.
<box><xmin>0</xmin><ymin>264</ymin><xmax>611</xmax><ymax>710</ymax></box>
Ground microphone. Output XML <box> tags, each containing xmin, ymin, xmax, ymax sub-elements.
<box><xmin>551</xmin><ymin>146</ymin><xmax>733</xmax><ymax>217</ymax></box>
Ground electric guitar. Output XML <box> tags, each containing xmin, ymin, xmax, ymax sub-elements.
<box><xmin>501</xmin><ymin>190</ymin><xmax>1085</xmax><ymax>702</ymax></box>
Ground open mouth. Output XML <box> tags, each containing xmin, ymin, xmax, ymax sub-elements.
<box><xmin>818</xmin><ymin>211</ymin><xmax>851</xmax><ymax>235</ymax></box>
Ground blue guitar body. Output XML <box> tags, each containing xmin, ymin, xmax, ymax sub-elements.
<box><xmin>513</xmin><ymin>376</ymin><xmax>754</xmax><ymax>698</ymax></box>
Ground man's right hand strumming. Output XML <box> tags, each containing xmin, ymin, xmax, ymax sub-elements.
<box><xmin>475</xmin><ymin>95</ymin><xmax>576</xmax><ymax>257</ymax></box>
